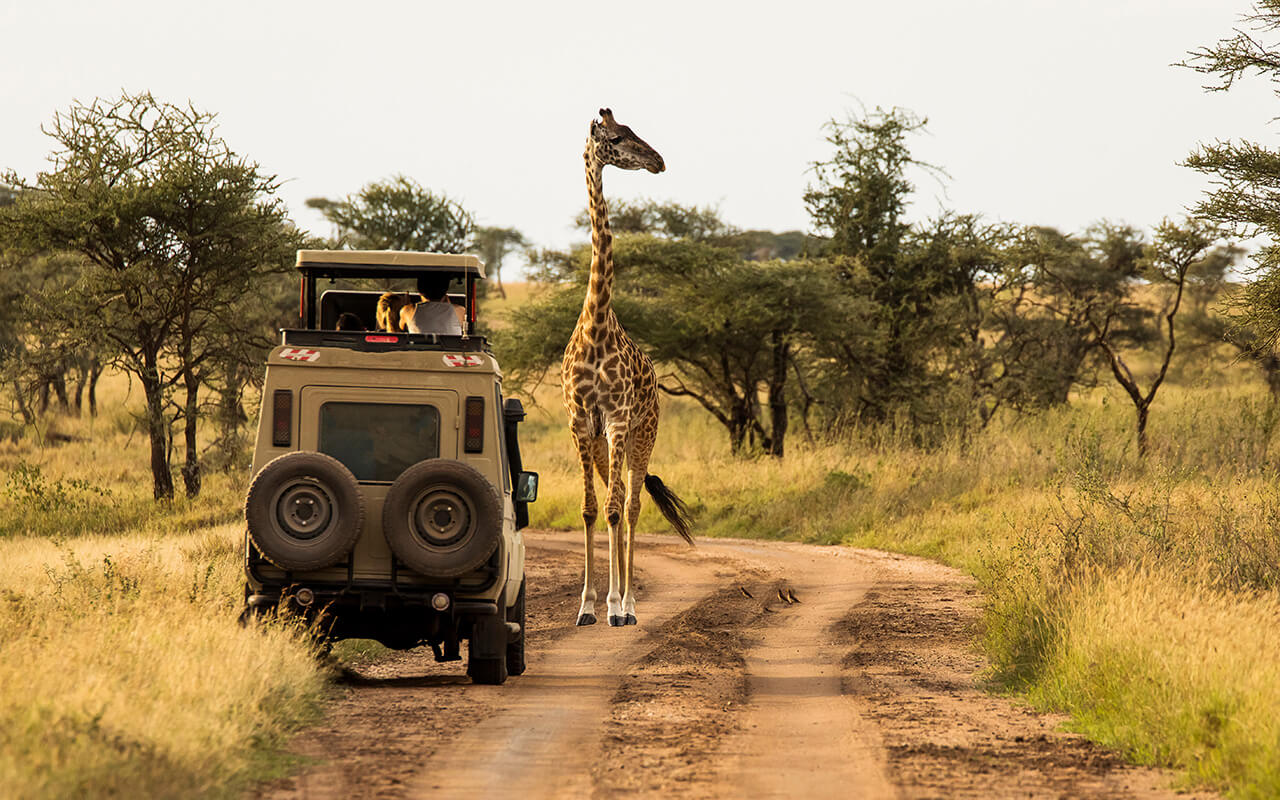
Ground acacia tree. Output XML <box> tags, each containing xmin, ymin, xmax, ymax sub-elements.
<box><xmin>472</xmin><ymin>226</ymin><xmax>526</xmax><ymax>298</ymax></box>
<box><xmin>1088</xmin><ymin>219</ymin><xmax>1219</xmax><ymax>456</ymax></box>
<box><xmin>307</xmin><ymin>175</ymin><xmax>473</xmax><ymax>252</ymax></box>
<box><xmin>0</xmin><ymin>91</ymin><xmax>303</xmax><ymax>499</ymax></box>
<box><xmin>804</xmin><ymin>108</ymin><xmax>1014</xmax><ymax>430</ymax></box>
<box><xmin>499</xmin><ymin>231</ymin><xmax>854</xmax><ymax>456</ymax></box>
<box><xmin>1182</xmin><ymin>3</ymin><xmax>1280</xmax><ymax>347</ymax></box>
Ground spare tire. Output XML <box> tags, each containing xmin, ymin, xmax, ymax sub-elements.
<box><xmin>382</xmin><ymin>459</ymin><xmax>501</xmax><ymax>578</ymax></box>
<box><xmin>245</xmin><ymin>451</ymin><xmax>364</xmax><ymax>571</ymax></box>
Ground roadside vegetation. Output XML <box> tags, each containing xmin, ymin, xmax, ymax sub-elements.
<box><xmin>0</xmin><ymin>376</ymin><xmax>329</xmax><ymax>797</ymax></box>
<box><xmin>512</xmin><ymin>349</ymin><xmax>1280</xmax><ymax>797</ymax></box>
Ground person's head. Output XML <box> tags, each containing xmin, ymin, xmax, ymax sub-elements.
<box><xmin>416</xmin><ymin>274</ymin><xmax>453</xmax><ymax>302</ymax></box>
<box><xmin>335</xmin><ymin>312</ymin><xmax>364</xmax><ymax>331</ymax></box>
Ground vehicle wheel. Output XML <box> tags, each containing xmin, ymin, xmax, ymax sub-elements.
<box><xmin>381</xmin><ymin>459</ymin><xmax>501</xmax><ymax>578</ymax></box>
<box><xmin>506</xmin><ymin>577</ymin><xmax>526</xmax><ymax>676</ymax></box>
<box><xmin>245</xmin><ymin>451</ymin><xmax>364</xmax><ymax>571</ymax></box>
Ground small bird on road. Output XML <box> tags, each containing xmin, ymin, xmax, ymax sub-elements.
<box><xmin>786</xmin><ymin>588</ymin><xmax>801</xmax><ymax>604</ymax></box>
<box><xmin>778</xmin><ymin>588</ymin><xmax>794</xmax><ymax>605</ymax></box>
<box><xmin>738</xmin><ymin>586</ymin><xmax>754</xmax><ymax>599</ymax></box>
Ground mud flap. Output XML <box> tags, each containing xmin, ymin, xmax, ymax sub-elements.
<box><xmin>469</xmin><ymin>612</ymin><xmax>507</xmax><ymax>660</ymax></box>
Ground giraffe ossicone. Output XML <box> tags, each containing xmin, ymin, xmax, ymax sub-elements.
<box><xmin>561</xmin><ymin>108</ymin><xmax>691</xmax><ymax>628</ymax></box>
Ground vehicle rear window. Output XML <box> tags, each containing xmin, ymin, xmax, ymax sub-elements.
<box><xmin>318</xmin><ymin>402</ymin><xmax>440</xmax><ymax>482</ymax></box>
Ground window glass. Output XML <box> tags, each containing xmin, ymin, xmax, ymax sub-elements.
<box><xmin>319</xmin><ymin>402</ymin><xmax>439</xmax><ymax>482</ymax></box>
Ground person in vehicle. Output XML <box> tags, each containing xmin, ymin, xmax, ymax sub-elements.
<box><xmin>335</xmin><ymin>312</ymin><xmax>365</xmax><ymax>331</ymax></box>
<box><xmin>376</xmin><ymin>292</ymin><xmax>412</xmax><ymax>332</ymax></box>
<box><xmin>405</xmin><ymin>275</ymin><xmax>463</xmax><ymax>335</ymax></box>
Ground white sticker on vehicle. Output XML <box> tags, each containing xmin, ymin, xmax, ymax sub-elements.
<box><xmin>279</xmin><ymin>348</ymin><xmax>320</xmax><ymax>362</ymax></box>
<box><xmin>443</xmin><ymin>354</ymin><xmax>485</xmax><ymax>367</ymax></box>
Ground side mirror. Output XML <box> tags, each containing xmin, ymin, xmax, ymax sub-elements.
<box><xmin>516</xmin><ymin>471</ymin><xmax>539</xmax><ymax>503</ymax></box>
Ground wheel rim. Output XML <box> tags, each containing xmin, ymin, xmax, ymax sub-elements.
<box><xmin>409</xmin><ymin>486</ymin><xmax>475</xmax><ymax>548</ymax></box>
<box><xmin>272</xmin><ymin>479</ymin><xmax>335</xmax><ymax>541</ymax></box>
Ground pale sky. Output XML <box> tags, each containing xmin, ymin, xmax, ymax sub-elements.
<box><xmin>3</xmin><ymin>1</ymin><xmax>1275</xmax><ymax>271</ymax></box>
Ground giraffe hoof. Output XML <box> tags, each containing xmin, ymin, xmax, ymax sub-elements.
<box><xmin>608</xmin><ymin>615</ymin><xmax>626</xmax><ymax>627</ymax></box>
<box><xmin>624</xmin><ymin>614</ymin><xmax>637</xmax><ymax>626</ymax></box>
<box><xmin>576</xmin><ymin>613</ymin><xmax>596</xmax><ymax>626</ymax></box>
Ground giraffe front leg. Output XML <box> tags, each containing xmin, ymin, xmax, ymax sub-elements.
<box><xmin>604</xmin><ymin>430</ymin><xmax>628</xmax><ymax>627</ymax></box>
<box><xmin>621</xmin><ymin>467</ymin><xmax>645</xmax><ymax>626</ymax></box>
<box><xmin>574</xmin><ymin>435</ymin><xmax>599</xmax><ymax>626</ymax></box>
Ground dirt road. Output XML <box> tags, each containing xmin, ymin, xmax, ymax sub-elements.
<box><xmin>258</xmin><ymin>531</ymin><xmax>1214</xmax><ymax>800</ymax></box>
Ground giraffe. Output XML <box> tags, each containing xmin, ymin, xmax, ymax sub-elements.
<box><xmin>562</xmin><ymin>108</ymin><xmax>694</xmax><ymax>628</ymax></box>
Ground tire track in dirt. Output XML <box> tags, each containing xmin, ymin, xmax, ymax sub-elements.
<box><xmin>590</xmin><ymin>540</ymin><xmax>895</xmax><ymax>799</ymax></box>
<box><xmin>257</xmin><ymin>547</ymin><xmax>585</xmax><ymax>800</ymax></box>
<box><xmin>591</xmin><ymin>581</ymin><xmax>765</xmax><ymax>796</ymax></box>
<box><xmin>717</xmin><ymin>543</ymin><xmax>895</xmax><ymax>799</ymax></box>
<box><xmin>831</xmin><ymin>550</ymin><xmax>1221</xmax><ymax>800</ymax></box>
<box><xmin>402</xmin><ymin>535</ymin><xmax>719</xmax><ymax>798</ymax></box>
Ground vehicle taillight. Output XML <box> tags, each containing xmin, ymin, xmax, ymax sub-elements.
<box><xmin>464</xmin><ymin>396</ymin><xmax>484</xmax><ymax>453</ymax></box>
<box><xmin>272</xmin><ymin>390</ymin><xmax>292</xmax><ymax>447</ymax></box>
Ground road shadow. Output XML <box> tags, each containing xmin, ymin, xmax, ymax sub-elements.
<box><xmin>336</xmin><ymin>668</ymin><xmax>470</xmax><ymax>688</ymax></box>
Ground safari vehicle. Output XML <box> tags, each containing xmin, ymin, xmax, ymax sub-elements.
<box><xmin>241</xmin><ymin>250</ymin><xmax>537</xmax><ymax>685</ymax></box>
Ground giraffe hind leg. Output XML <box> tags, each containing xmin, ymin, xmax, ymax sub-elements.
<box><xmin>621</xmin><ymin>467</ymin><xmax>645</xmax><ymax>625</ymax></box>
<box><xmin>621</xmin><ymin>433</ymin><xmax>655</xmax><ymax>626</ymax></box>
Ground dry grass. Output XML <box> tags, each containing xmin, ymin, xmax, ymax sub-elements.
<box><xmin>1040</xmin><ymin>570</ymin><xmax>1280</xmax><ymax>797</ymax></box>
<box><xmin>0</xmin><ymin>374</ymin><xmax>327</xmax><ymax>798</ymax></box>
<box><xmin>0</xmin><ymin>527</ymin><xmax>327</xmax><ymax>798</ymax></box>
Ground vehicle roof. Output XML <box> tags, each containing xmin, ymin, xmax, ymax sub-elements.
<box><xmin>295</xmin><ymin>250</ymin><xmax>485</xmax><ymax>279</ymax></box>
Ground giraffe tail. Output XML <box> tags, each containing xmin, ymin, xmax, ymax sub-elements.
<box><xmin>644</xmin><ymin>474</ymin><xmax>694</xmax><ymax>546</ymax></box>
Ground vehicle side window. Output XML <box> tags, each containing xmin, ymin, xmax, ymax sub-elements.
<box><xmin>318</xmin><ymin>402</ymin><xmax>440</xmax><ymax>482</ymax></box>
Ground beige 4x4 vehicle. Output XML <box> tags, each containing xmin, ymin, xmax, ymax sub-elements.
<box><xmin>241</xmin><ymin>250</ymin><xmax>536</xmax><ymax>685</ymax></box>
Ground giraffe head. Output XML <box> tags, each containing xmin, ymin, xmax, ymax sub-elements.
<box><xmin>588</xmin><ymin>108</ymin><xmax>665</xmax><ymax>174</ymax></box>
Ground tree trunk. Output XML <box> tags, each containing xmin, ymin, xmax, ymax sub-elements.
<box><xmin>73</xmin><ymin>371</ymin><xmax>86</xmax><ymax>416</ymax></box>
<box><xmin>767</xmin><ymin>331</ymin><xmax>789</xmax><ymax>458</ymax></box>
<box><xmin>88</xmin><ymin>360</ymin><xmax>103</xmax><ymax>418</ymax></box>
<box><xmin>12</xmin><ymin>379</ymin><xmax>33</xmax><ymax>425</ymax></box>
<box><xmin>52</xmin><ymin>371</ymin><xmax>69</xmax><ymax>412</ymax></box>
<box><xmin>181</xmin><ymin>368</ymin><xmax>201</xmax><ymax>498</ymax></box>
<box><xmin>1136</xmin><ymin>402</ymin><xmax>1150</xmax><ymax>459</ymax></box>
<box><xmin>728</xmin><ymin>399</ymin><xmax>751</xmax><ymax>455</ymax></box>
<box><xmin>141</xmin><ymin>354</ymin><xmax>174</xmax><ymax>500</ymax></box>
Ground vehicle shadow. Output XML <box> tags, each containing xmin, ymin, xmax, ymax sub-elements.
<box><xmin>335</xmin><ymin>668</ymin><xmax>471</xmax><ymax>688</ymax></box>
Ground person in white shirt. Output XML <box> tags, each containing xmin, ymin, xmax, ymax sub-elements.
<box><xmin>406</xmin><ymin>275</ymin><xmax>463</xmax><ymax>335</ymax></box>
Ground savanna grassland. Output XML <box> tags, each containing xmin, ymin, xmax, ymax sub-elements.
<box><xmin>1</xmin><ymin>286</ymin><xmax>1279</xmax><ymax>798</ymax></box>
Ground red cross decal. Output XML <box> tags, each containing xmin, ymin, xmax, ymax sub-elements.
<box><xmin>279</xmin><ymin>348</ymin><xmax>320</xmax><ymax>362</ymax></box>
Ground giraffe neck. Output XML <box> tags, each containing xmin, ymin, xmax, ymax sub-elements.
<box><xmin>582</xmin><ymin>149</ymin><xmax>613</xmax><ymax>341</ymax></box>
